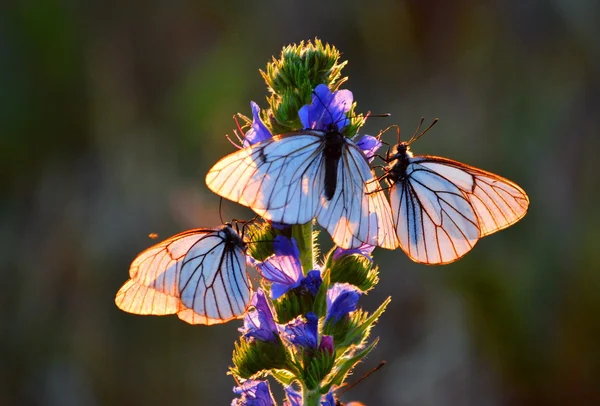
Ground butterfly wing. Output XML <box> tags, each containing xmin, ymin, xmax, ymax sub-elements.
<box><xmin>115</xmin><ymin>227</ymin><xmax>251</xmax><ymax>325</ymax></box>
<box><xmin>414</xmin><ymin>156</ymin><xmax>529</xmax><ymax>237</ymax></box>
<box><xmin>206</xmin><ymin>134</ymin><xmax>325</xmax><ymax>225</ymax></box>
<box><xmin>316</xmin><ymin>142</ymin><xmax>398</xmax><ymax>249</ymax></box>
<box><xmin>390</xmin><ymin>159</ymin><xmax>481</xmax><ymax>264</ymax></box>
<box><xmin>207</xmin><ymin>134</ymin><xmax>397</xmax><ymax>249</ymax></box>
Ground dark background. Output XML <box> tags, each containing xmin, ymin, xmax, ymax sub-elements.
<box><xmin>2</xmin><ymin>1</ymin><xmax>599</xmax><ymax>405</ymax></box>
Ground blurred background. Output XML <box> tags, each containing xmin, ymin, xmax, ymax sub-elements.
<box><xmin>2</xmin><ymin>0</ymin><xmax>599</xmax><ymax>405</ymax></box>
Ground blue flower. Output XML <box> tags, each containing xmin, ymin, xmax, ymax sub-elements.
<box><xmin>240</xmin><ymin>289</ymin><xmax>279</xmax><ymax>342</ymax></box>
<box><xmin>354</xmin><ymin>134</ymin><xmax>382</xmax><ymax>162</ymax></box>
<box><xmin>298</xmin><ymin>84</ymin><xmax>352</xmax><ymax>131</ymax></box>
<box><xmin>283</xmin><ymin>385</ymin><xmax>302</xmax><ymax>406</ymax></box>
<box><xmin>231</xmin><ymin>379</ymin><xmax>275</xmax><ymax>406</ymax></box>
<box><xmin>257</xmin><ymin>236</ymin><xmax>322</xmax><ymax>299</ymax></box>
<box><xmin>333</xmin><ymin>243</ymin><xmax>375</xmax><ymax>262</ymax></box>
<box><xmin>326</xmin><ymin>283</ymin><xmax>361</xmax><ymax>324</ymax></box>
<box><xmin>244</xmin><ymin>102</ymin><xmax>273</xmax><ymax>147</ymax></box>
<box><xmin>320</xmin><ymin>390</ymin><xmax>336</xmax><ymax>406</ymax></box>
<box><xmin>282</xmin><ymin>312</ymin><xmax>318</xmax><ymax>350</ymax></box>
<box><xmin>299</xmin><ymin>270</ymin><xmax>322</xmax><ymax>296</ymax></box>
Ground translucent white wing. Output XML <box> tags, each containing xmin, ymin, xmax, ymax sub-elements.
<box><xmin>316</xmin><ymin>144</ymin><xmax>398</xmax><ymax>249</ymax></box>
<box><xmin>414</xmin><ymin>157</ymin><xmax>529</xmax><ymax>237</ymax></box>
<box><xmin>206</xmin><ymin>134</ymin><xmax>325</xmax><ymax>225</ymax></box>
<box><xmin>206</xmin><ymin>133</ymin><xmax>396</xmax><ymax>249</ymax></box>
<box><xmin>115</xmin><ymin>227</ymin><xmax>251</xmax><ymax>325</ymax></box>
<box><xmin>390</xmin><ymin>161</ymin><xmax>480</xmax><ymax>264</ymax></box>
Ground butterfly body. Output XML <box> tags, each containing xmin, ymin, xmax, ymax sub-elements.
<box><xmin>384</xmin><ymin>136</ymin><xmax>529</xmax><ymax>265</ymax></box>
<box><xmin>322</xmin><ymin>125</ymin><xmax>345</xmax><ymax>199</ymax></box>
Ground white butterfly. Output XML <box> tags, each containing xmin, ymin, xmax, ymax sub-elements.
<box><xmin>205</xmin><ymin>86</ymin><xmax>397</xmax><ymax>250</ymax></box>
<box><xmin>384</xmin><ymin>119</ymin><xmax>529</xmax><ymax>264</ymax></box>
<box><xmin>115</xmin><ymin>224</ymin><xmax>252</xmax><ymax>325</ymax></box>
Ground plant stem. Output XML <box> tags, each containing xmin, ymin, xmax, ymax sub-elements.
<box><xmin>292</xmin><ymin>222</ymin><xmax>314</xmax><ymax>275</ymax></box>
<box><xmin>302</xmin><ymin>385</ymin><xmax>321</xmax><ymax>406</ymax></box>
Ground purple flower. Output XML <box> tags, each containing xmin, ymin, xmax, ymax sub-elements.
<box><xmin>332</xmin><ymin>243</ymin><xmax>375</xmax><ymax>262</ymax></box>
<box><xmin>257</xmin><ymin>236</ymin><xmax>322</xmax><ymax>299</ymax></box>
<box><xmin>321</xmin><ymin>390</ymin><xmax>336</xmax><ymax>406</ymax></box>
<box><xmin>326</xmin><ymin>283</ymin><xmax>361</xmax><ymax>324</ymax></box>
<box><xmin>319</xmin><ymin>335</ymin><xmax>334</xmax><ymax>354</ymax></box>
<box><xmin>243</xmin><ymin>102</ymin><xmax>273</xmax><ymax>147</ymax></box>
<box><xmin>298</xmin><ymin>84</ymin><xmax>352</xmax><ymax>131</ymax></box>
<box><xmin>232</xmin><ymin>380</ymin><xmax>275</xmax><ymax>406</ymax></box>
<box><xmin>354</xmin><ymin>134</ymin><xmax>382</xmax><ymax>162</ymax></box>
<box><xmin>239</xmin><ymin>289</ymin><xmax>279</xmax><ymax>342</ymax></box>
<box><xmin>282</xmin><ymin>312</ymin><xmax>318</xmax><ymax>350</ymax></box>
<box><xmin>283</xmin><ymin>385</ymin><xmax>302</xmax><ymax>406</ymax></box>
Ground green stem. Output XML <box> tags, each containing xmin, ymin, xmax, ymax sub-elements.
<box><xmin>302</xmin><ymin>385</ymin><xmax>321</xmax><ymax>406</ymax></box>
<box><xmin>292</xmin><ymin>222</ymin><xmax>314</xmax><ymax>274</ymax></box>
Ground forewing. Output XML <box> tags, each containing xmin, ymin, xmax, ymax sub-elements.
<box><xmin>205</xmin><ymin>135</ymin><xmax>326</xmax><ymax>224</ymax></box>
<box><xmin>391</xmin><ymin>161</ymin><xmax>480</xmax><ymax>264</ymax></box>
<box><xmin>316</xmin><ymin>143</ymin><xmax>398</xmax><ymax>249</ymax></box>
<box><xmin>415</xmin><ymin>157</ymin><xmax>529</xmax><ymax>237</ymax></box>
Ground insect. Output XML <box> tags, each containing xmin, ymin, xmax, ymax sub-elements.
<box><xmin>205</xmin><ymin>87</ymin><xmax>396</xmax><ymax>250</ymax></box>
<box><xmin>383</xmin><ymin>118</ymin><xmax>529</xmax><ymax>264</ymax></box>
<box><xmin>115</xmin><ymin>223</ymin><xmax>252</xmax><ymax>325</ymax></box>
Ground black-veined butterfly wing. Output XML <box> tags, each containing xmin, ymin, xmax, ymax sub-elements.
<box><xmin>388</xmin><ymin>153</ymin><xmax>529</xmax><ymax>264</ymax></box>
<box><xmin>390</xmin><ymin>159</ymin><xmax>480</xmax><ymax>264</ymax></box>
<box><xmin>414</xmin><ymin>157</ymin><xmax>530</xmax><ymax>237</ymax></box>
<box><xmin>206</xmin><ymin>133</ymin><xmax>397</xmax><ymax>249</ymax></box>
<box><xmin>317</xmin><ymin>142</ymin><xmax>397</xmax><ymax>249</ymax></box>
<box><xmin>115</xmin><ymin>226</ymin><xmax>252</xmax><ymax>325</ymax></box>
<box><xmin>206</xmin><ymin>134</ymin><xmax>325</xmax><ymax>225</ymax></box>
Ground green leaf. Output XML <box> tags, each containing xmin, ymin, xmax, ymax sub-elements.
<box><xmin>320</xmin><ymin>338</ymin><xmax>379</xmax><ymax>394</ymax></box>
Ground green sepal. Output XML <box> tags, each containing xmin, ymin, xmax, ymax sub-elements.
<box><xmin>301</xmin><ymin>346</ymin><xmax>336</xmax><ymax>391</ymax></box>
<box><xmin>313</xmin><ymin>265</ymin><xmax>330</xmax><ymax>319</ymax></box>
<box><xmin>271</xmin><ymin>369</ymin><xmax>298</xmax><ymax>386</ymax></box>
<box><xmin>272</xmin><ymin>288</ymin><xmax>317</xmax><ymax>324</ymax></box>
<box><xmin>324</xmin><ymin>297</ymin><xmax>390</xmax><ymax>354</ymax></box>
<box><xmin>244</xmin><ymin>221</ymin><xmax>278</xmax><ymax>261</ymax></box>
<box><xmin>230</xmin><ymin>336</ymin><xmax>290</xmax><ymax>379</ymax></box>
<box><xmin>328</xmin><ymin>251</ymin><xmax>379</xmax><ymax>292</ymax></box>
<box><xmin>320</xmin><ymin>338</ymin><xmax>379</xmax><ymax>394</ymax></box>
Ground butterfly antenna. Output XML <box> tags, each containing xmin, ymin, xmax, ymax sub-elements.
<box><xmin>337</xmin><ymin>361</ymin><xmax>386</xmax><ymax>396</ymax></box>
<box><xmin>219</xmin><ymin>197</ymin><xmax>225</xmax><ymax>225</ymax></box>
<box><xmin>408</xmin><ymin>117</ymin><xmax>438</xmax><ymax>144</ymax></box>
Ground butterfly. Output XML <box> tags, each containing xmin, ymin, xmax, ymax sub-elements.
<box><xmin>205</xmin><ymin>85</ymin><xmax>396</xmax><ymax>250</ymax></box>
<box><xmin>383</xmin><ymin>118</ymin><xmax>529</xmax><ymax>264</ymax></box>
<box><xmin>115</xmin><ymin>223</ymin><xmax>252</xmax><ymax>325</ymax></box>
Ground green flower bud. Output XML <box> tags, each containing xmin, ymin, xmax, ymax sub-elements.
<box><xmin>231</xmin><ymin>336</ymin><xmax>290</xmax><ymax>379</ymax></box>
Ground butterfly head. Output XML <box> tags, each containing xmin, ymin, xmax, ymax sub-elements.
<box><xmin>223</xmin><ymin>223</ymin><xmax>246</xmax><ymax>249</ymax></box>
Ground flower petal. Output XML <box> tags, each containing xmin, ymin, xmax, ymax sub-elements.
<box><xmin>326</xmin><ymin>283</ymin><xmax>361</xmax><ymax>324</ymax></box>
<box><xmin>243</xmin><ymin>102</ymin><xmax>273</xmax><ymax>147</ymax></box>
<box><xmin>333</xmin><ymin>243</ymin><xmax>375</xmax><ymax>262</ymax></box>
<box><xmin>354</xmin><ymin>134</ymin><xmax>382</xmax><ymax>162</ymax></box>
<box><xmin>256</xmin><ymin>236</ymin><xmax>303</xmax><ymax>300</ymax></box>
<box><xmin>240</xmin><ymin>289</ymin><xmax>278</xmax><ymax>342</ymax></box>
<box><xmin>232</xmin><ymin>380</ymin><xmax>276</xmax><ymax>406</ymax></box>
<box><xmin>299</xmin><ymin>84</ymin><xmax>353</xmax><ymax>131</ymax></box>
<box><xmin>282</xmin><ymin>312</ymin><xmax>318</xmax><ymax>350</ymax></box>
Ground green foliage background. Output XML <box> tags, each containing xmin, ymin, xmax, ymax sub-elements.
<box><xmin>1</xmin><ymin>1</ymin><xmax>598</xmax><ymax>405</ymax></box>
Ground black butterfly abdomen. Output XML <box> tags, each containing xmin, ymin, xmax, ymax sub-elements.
<box><xmin>323</xmin><ymin>130</ymin><xmax>344</xmax><ymax>200</ymax></box>
<box><xmin>387</xmin><ymin>143</ymin><xmax>411</xmax><ymax>184</ymax></box>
